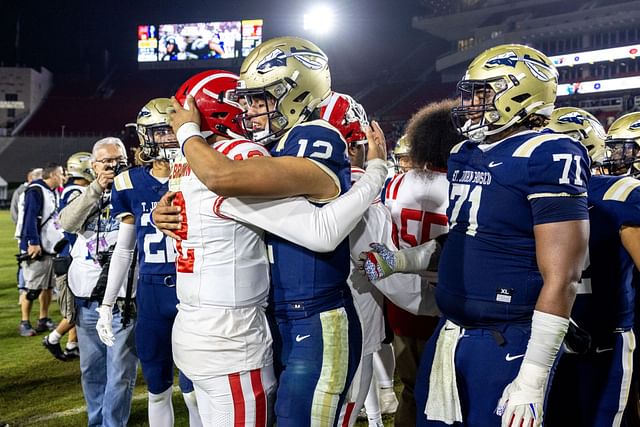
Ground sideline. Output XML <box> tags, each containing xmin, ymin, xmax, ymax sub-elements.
<box><xmin>22</xmin><ymin>385</ymin><xmax>181</xmax><ymax>424</ymax></box>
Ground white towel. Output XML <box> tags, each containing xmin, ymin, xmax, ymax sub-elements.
<box><xmin>425</xmin><ymin>320</ymin><xmax>463</xmax><ymax>424</ymax></box>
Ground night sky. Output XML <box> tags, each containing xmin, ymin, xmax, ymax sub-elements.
<box><xmin>0</xmin><ymin>0</ymin><xmax>429</xmax><ymax>79</ymax></box>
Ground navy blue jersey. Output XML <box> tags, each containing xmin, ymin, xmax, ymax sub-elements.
<box><xmin>267</xmin><ymin>120</ymin><xmax>352</xmax><ymax>318</ymax></box>
<box><xmin>112</xmin><ymin>166</ymin><xmax>176</xmax><ymax>275</ymax></box>
<box><xmin>572</xmin><ymin>175</ymin><xmax>640</xmax><ymax>339</ymax></box>
<box><xmin>437</xmin><ymin>131</ymin><xmax>590</xmax><ymax>326</ymax></box>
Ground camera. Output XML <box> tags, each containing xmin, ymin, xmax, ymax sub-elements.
<box><xmin>105</xmin><ymin>161</ymin><xmax>128</xmax><ymax>176</ymax></box>
<box><xmin>15</xmin><ymin>252</ymin><xmax>37</xmax><ymax>263</ymax></box>
<box><xmin>90</xmin><ymin>248</ymin><xmax>114</xmax><ymax>303</ymax></box>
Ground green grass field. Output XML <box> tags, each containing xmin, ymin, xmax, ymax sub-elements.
<box><xmin>0</xmin><ymin>209</ymin><xmax>395</xmax><ymax>426</ymax></box>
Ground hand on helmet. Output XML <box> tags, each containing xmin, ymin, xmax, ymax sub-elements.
<box><xmin>169</xmin><ymin>96</ymin><xmax>201</xmax><ymax>135</ymax></box>
<box><xmin>366</xmin><ymin>121</ymin><xmax>387</xmax><ymax>163</ymax></box>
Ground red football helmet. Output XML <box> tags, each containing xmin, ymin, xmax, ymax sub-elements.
<box><xmin>320</xmin><ymin>92</ymin><xmax>369</xmax><ymax>146</ymax></box>
<box><xmin>174</xmin><ymin>70</ymin><xmax>246</xmax><ymax>139</ymax></box>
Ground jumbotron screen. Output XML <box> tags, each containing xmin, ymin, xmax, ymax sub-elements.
<box><xmin>137</xmin><ymin>19</ymin><xmax>263</xmax><ymax>63</ymax></box>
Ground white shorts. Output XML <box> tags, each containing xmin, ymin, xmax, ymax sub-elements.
<box><xmin>193</xmin><ymin>365</ymin><xmax>277</xmax><ymax>427</ymax></box>
<box><xmin>172</xmin><ymin>303</ymin><xmax>273</xmax><ymax>380</ymax></box>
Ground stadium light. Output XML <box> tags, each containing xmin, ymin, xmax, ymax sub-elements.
<box><xmin>303</xmin><ymin>5</ymin><xmax>335</xmax><ymax>35</ymax></box>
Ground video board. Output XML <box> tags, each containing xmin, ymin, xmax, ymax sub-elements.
<box><xmin>137</xmin><ymin>19</ymin><xmax>263</xmax><ymax>63</ymax></box>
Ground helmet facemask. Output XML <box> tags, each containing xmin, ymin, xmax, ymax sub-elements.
<box><xmin>452</xmin><ymin>77</ymin><xmax>517</xmax><ymax>143</ymax></box>
<box><xmin>602</xmin><ymin>139</ymin><xmax>640</xmax><ymax>176</ymax></box>
<box><xmin>138</xmin><ymin>124</ymin><xmax>179</xmax><ymax>162</ymax></box>
<box><xmin>237</xmin><ymin>80</ymin><xmax>296</xmax><ymax>144</ymax></box>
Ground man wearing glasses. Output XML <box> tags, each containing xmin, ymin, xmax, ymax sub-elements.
<box><xmin>59</xmin><ymin>137</ymin><xmax>138</xmax><ymax>427</ymax></box>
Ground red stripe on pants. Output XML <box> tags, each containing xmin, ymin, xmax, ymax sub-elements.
<box><xmin>250</xmin><ymin>369</ymin><xmax>267</xmax><ymax>427</ymax></box>
<box><xmin>342</xmin><ymin>401</ymin><xmax>356</xmax><ymax>427</ymax></box>
<box><xmin>228</xmin><ymin>372</ymin><xmax>246</xmax><ymax>426</ymax></box>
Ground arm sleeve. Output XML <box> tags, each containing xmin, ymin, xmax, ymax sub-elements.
<box><xmin>22</xmin><ymin>189</ymin><xmax>43</xmax><ymax>246</ymax></box>
<box><xmin>217</xmin><ymin>158</ymin><xmax>388</xmax><ymax>252</ymax></box>
<box><xmin>59</xmin><ymin>180</ymin><xmax>103</xmax><ymax>233</ymax></box>
<box><xmin>102</xmin><ymin>222</ymin><xmax>136</xmax><ymax>306</ymax></box>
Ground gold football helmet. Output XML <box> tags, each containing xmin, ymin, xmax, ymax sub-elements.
<box><xmin>66</xmin><ymin>151</ymin><xmax>94</xmax><ymax>182</ymax></box>
<box><xmin>136</xmin><ymin>98</ymin><xmax>179</xmax><ymax>161</ymax></box>
<box><xmin>604</xmin><ymin>112</ymin><xmax>640</xmax><ymax>176</ymax></box>
<box><xmin>393</xmin><ymin>134</ymin><xmax>413</xmax><ymax>173</ymax></box>
<box><xmin>544</xmin><ymin>107</ymin><xmax>607</xmax><ymax>163</ymax></box>
<box><xmin>236</xmin><ymin>36</ymin><xmax>331</xmax><ymax>143</ymax></box>
<box><xmin>452</xmin><ymin>44</ymin><xmax>558</xmax><ymax>142</ymax></box>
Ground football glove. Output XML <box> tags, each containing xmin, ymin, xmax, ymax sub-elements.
<box><xmin>359</xmin><ymin>243</ymin><xmax>397</xmax><ymax>282</ymax></box>
<box><xmin>495</xmin><ymin>361</ymin><xmax>546</xmax><ymax>427</ymax></box>
<box><xmin>96</xmin><ymin>304</ymin><xmax>115</xmax><ymax>347</ymax></box>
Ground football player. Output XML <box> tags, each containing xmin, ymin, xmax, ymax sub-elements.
<box><xmin>153</xmin><ymin>70</ymin><xmax>390</xmax><ymax>426</ymax></box>
<box><xmin>604</xmin><ymin>112</ymin><xmax>640</xmax><ymax>177</ymax></box>
<box><xmin>42</xmin><ymin>152</ymin><xmax>94</xmax><ymax>361</ymax></box>
<box><xmin>360</xmin><ymin>99</ymin><xmax>461</xmax><ymax>427</ymax></box>
<box><xmin>412</xmin><ymin>44</ymin><xmax>589</xmax><ymax>427</ymax></box>
<box><xmin>543</xmin><ymin>107</ymin><xmax>640</xmax><ymax>425</ymax></box>
<box><xmin>94</xmin><ymin>99</ymin><xmax>201</xmax><ymax>427</ymax></box>
<box><xmin>166</xmin><ymin>71</ymin><xmax>276</xmax><ymax>427</ymax></box>
<box><xmin>316</xmin><ymin>91</ymin><xmax>396</xmax><ymax>427</ymax></box>
<box><xmin>161</xmin><ymin>36</ymin><xmax>390</xmax><ymax>427</ymax></box>
<box><xmin>393</xmin><ymin>134</ymin><xmax>413</xmax><ymax>174</ymax></box>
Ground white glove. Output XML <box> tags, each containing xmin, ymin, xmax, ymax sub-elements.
<box><xmin>96</xmin><ymin>304</ymin><xmax>115</xmax><ymax>347</ymax></box>
<box><xmin>495</xmin><ymin>361</ymin><xmax>547</xmax><ymax>427</ymax></box>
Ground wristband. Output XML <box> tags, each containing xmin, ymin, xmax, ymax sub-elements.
<box><xmin>176</xmin><ymin>122</ymin><xmax>202</xmax><ymax>154</ymax></box>
<box><xmin>524</xmin><ymin>310</ymin><xmax>569</xmax><ymax>368</ymax></box>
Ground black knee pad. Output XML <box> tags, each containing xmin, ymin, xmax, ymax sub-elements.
<box><xmin>26</xmin><ymin>289</ymin><xmax>42</xmax><ymax>301</ymax></box>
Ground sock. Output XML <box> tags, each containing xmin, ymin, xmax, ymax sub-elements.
<box><xmin>183</xmin><ymin>391</ymin><xmax>203</xmax><ymax>427</ymax></box>
<box><xmin>48</xmin><ymin>330</ymin><xmax>62</xmax><ymax>344</ymax></box>
<box><xmin>372</xmin><ymin>343</ymin><xmax>395</xmax><ymax>388</ymax></box>
<box><xmin>148</xmin><ymin>387</ymin><xmax>174</xmax><ymax>427</ymax></box>
<box><xmin>364</xmin><ymin>378</ymin><xmax>381</xmax><ymax>420</ymax></box>
<box><xmin>65</xmin><ymin>341</ymin><xmax>78</xmax><ymax>350</ymax></box>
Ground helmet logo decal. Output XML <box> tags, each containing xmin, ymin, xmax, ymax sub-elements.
<box><xmin>558</xmin><ymin>112</ymin><xmax>585</xmax><ymax>125</ymax></box>
<box><xmin>257</xmin><ymin>47</ymin><xmax>328</xmax><ymax>74</ymax></box>
<box><xmin>629</xmin><ymin>119</ymin><xmax>640</xmax><ymax>130</ymax></box>
<box><xmin>137</xmin><ymin>107</ymin><xmax>152</xmax><ymax>119</ymax></box>
<box><xmin>485</xmin><ymin>51</ymin><xmax>519</xmax><ymax>68</ymax></box>
<box><xmin>523</xmin><ymin>54</ymin><xmax>555</xmax><ymax>82</ymax></box>
<box><xmin>485</xmin><ymin>51</ymin><xmax>555</xmax><ymax>82</ymax></box>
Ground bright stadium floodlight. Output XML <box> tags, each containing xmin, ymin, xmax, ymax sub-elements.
<box><xmin>303</xmin><ymin>5</ymin><xmax>335</xmax><ymax>35</ymax></box>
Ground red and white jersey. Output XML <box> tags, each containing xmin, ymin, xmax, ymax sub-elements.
<box><xmin>169</xmin><ymin>138</ymin><xmax>271</xmax><ymax>308</ymax></box>
<box><xmin>384</xmin><ymin>169</ymin><xmax>449</xmax><ymax>249</ymax></box>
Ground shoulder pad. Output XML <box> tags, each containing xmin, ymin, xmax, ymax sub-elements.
<box><xmin>450</xmin><ymin>141</ymin><xmax>466</xmax><ymax>154</ymax></box>
<box><xmin>603</xmin><ymin>177</ymin><xmax>640</xmax><ymax>202</ymax></box>
<box><xmin>113</xmin><ymin>170</ymin><xmax>133</xmax><ymax>191</ymax></box>
<box><xmin>512</xmin><ymin>133</ymin><xmax>569</xmax><ymax>158</ymax></box>
<box><xmin>274</xmin><ymin>119</ymin><xmax>346</xmax><ymax>153</ymax></box>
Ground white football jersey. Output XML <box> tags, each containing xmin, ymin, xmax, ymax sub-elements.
<box><xmin>348</xmin><ymin>167</ymin><xmax>387</xmax><ymax>356</ymax></box>
<box><xmin>384</xmin><ymin>169</ymin><xmax>449</xmax><ymax>249</ymax></box>
<box><xmin>169</xmin><ymin>139</ymin><xmax>271</xmax><ymax>308</ymax></box>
